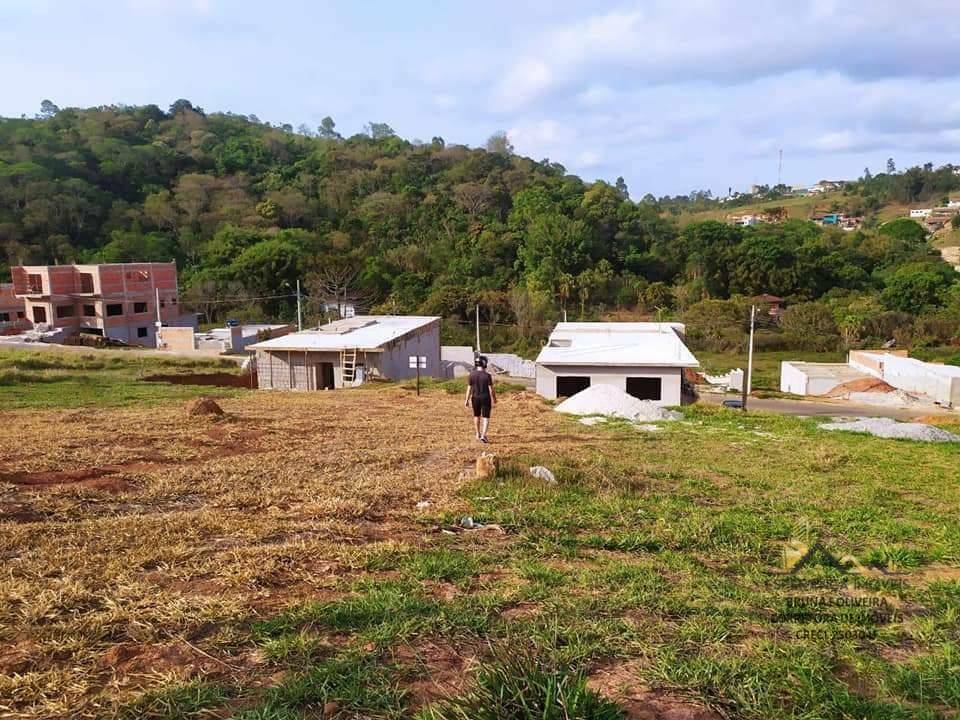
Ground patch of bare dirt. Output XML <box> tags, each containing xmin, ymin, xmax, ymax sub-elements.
<box><xmin>0</xmin><ymin>638</ymin><xmax>40</xmax><ymax>674</ymax></box>
<box><xmin>824</xmin><ymin>378</ymin><xmax>895</xmax><ymax>396</ymax></box>
<box><xmin>0</xmin><ymin>466</ymin><xmax>134</xmax><ymax>492</ymax></box>
<box><xmin>588</xmin><ymin>660</ymin><xmax>722</xmax><ymax>720</ymax></box>
<box><xmin>147</xmin><ymin>372</ymin><xmax>253</xmax><ymax>388</ymax></box>
<box><xmin>499</xmin><ymin>602</ymin><xmax>540</xmax><ymax>620</ymax></box>
<box><xmin>391</xmin><ymin>640</ymin><xmax>475</xmax><ymax>710</ymax></box>
<box><xmin>100</xmin><ymin>641</ymin><xmax>217</xmax><ymax>681</ymax></box>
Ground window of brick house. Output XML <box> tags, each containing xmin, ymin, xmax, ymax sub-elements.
<box><xmin>137</xmin><ymin>326</ymin><xmax>149</xmax><ymax>338</ymax></box>
<box><xmin>0</xmin><ymin>312</ymin><xmax>9</xmax><ymax>322</ymax></box>
<box><xmin>56</xmin><ymin>305</ymin><xmax>75</xmax><ymax>319</ymax></box>
<box><xmin>133</xmin><ymin>301</ymin><xmax>148</xmax><ymax>314</ymax></box>
<box><xmin>106</xmin><ymin>304</ymin><xmax>123</xmax><ymax>317</ymax></box>
<box><xmin>27</xmin><ymin>274</ymin><xmax>43</xmax><ymax>293</ymax></box>
<box><xmin>82</xmin><ymin>305</ymin><xmax>96</xmax><ymax>317</ymax></box>
<box><xmin>33</xmin><ymin>306</ymin><xmax>47</xmax><ymax>323</ymax></box>
<box><xmin>79</xmin><ymin>273</ymin><xmax>94</xmax><ymax>293</ymax></box>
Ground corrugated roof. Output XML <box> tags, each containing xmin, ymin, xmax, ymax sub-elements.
<box><xmin>248</xmin><ymin>316</ymin><xmax>439</xmax><ymax>352</ymax></box>
<box><xmin>535</xmin><ymin>322</ymin><xmax>699</xmax><ymax>367</ymax></box>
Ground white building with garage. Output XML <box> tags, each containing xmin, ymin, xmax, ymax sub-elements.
<box><xmin>249</xmin><ymin>315</ymin><xmax>440</xmax><ymax>391</ymax></box>
<box><xmin>534</xmin><ymin>322</ymin><xmax>699</xmax><ymax>405</ymax></box>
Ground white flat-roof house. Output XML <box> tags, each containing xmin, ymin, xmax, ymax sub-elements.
<box><xmin>535</xmin><ymin>322</ymin><xmax>699</xmax><ymax>406</ymax></box>
<box><xmin>249</xmin><ymin>315</ymin><xmax>440</xmax><ymax>390</ymax></box>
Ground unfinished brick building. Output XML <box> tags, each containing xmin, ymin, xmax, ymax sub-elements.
<box><xmin>10</xmin><ymin>262</ymin><xmax>197</xmax><ymax>345</ymax></box>
<box><xmin>0</xmin><ymin>283</ymin><xmax>27</xmax><ymax>335</ymax></box>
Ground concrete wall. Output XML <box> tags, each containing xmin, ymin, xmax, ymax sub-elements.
<box><xmin>535</xmin><ymin>364</ymin><xmax>683</xmax><ymax>406</ymax></box>
<box><xmin>441</xmin><ymin>346</ymin><xmax>474</xmax><ymax>378</ymax></box>
<box><xmin>158</xmin><ymin>326</ymin><xmax>196</xmax><ymax>352</ymax></box>
<box><xmin>779</xmin><ymin>362</ymin><xmax>808</xmax><ymax>395</ymax></box>
<box><xmin>377</xmin><ymin>320</ymin><xmax>441</xmax><ymax>382</ymax></box>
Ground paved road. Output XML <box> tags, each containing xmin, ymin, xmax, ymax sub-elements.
<box><xmin>698</xmin><ymin>391</ymin><xmax>952</xmax><ymax>420</ymax></box>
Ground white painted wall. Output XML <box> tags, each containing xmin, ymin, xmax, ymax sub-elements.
<box><xmin>536</xmin><ymin>364</ymin><xmax>683</xmax><ymax>406</ymax></box>
<box><xmin>780</xmin><ymin>362</ymin><xmax>808</xmax><ymax>395</ymax></box>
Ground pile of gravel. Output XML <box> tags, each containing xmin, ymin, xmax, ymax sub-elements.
<box><xmin>556</xmin><ymin>384</ymin><xmax>682</xmax><ymax>422</ymax></box>
<box><xmin>820</xmin><ymin>417</ymin><xmax>960</xmax><ymax>443</ymax></box>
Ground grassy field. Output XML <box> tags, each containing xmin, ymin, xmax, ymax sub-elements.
<box><xmin>2</xmin><ymin>355</ymin><xmax>960</xmax><ymax>719</ymax></box>
<box><xmin>0</xmin><ymin>349</ymin><xmax>248</xmax><ymax>409</ymax></box>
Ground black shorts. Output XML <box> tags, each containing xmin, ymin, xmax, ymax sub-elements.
<box><xmin>471</xmin><ymin>397</ymin><xmax>492</xmax><ymax>418</ymax></box>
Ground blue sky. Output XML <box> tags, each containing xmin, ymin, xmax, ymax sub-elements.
<box><xmin>2</xmin><ymin>0</ymin><xmax>960</xmax><ymax>197</ymax></box>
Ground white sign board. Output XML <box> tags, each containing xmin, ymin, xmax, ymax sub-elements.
<box><xmin>408</xmin><ymin>355</ymin><xmax>427</xmax><ymax>369</ymax></box>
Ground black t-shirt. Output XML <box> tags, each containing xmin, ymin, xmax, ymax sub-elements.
<box><xmin>468</xmin><ymin>369</ymin><xmax>493</xmax><ymax>400</ymax></box>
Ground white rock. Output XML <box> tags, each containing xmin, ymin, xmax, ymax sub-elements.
<box><xmin>529</xmin><ymin>466</ymin><xmax>557</xmax><ymax>483</ymax></box>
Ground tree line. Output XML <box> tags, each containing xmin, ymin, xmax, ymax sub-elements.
<box><xmin>1</xmin><ymin>101</ymin><xmax>957</xmax><ymax>354</ymax></box>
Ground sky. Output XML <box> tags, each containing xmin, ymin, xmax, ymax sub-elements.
<box><xmin>2</xmin><ymin>0</ymin><xmax>960</xmax><ymax>197</ymax></box>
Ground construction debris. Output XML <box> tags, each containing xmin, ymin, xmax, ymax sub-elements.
<box><xmin>555</xmin><ymin>384</ymin><xmax>682</xmax><ymax>421</ymax></box>
<box><xmin>820</xmin><ymin>417</ymin><xmax>960</xmax><ymax>443</ymax></box>
<box><xmin>529</xmin><ymin>466</ymin><xmax>556</xmax><ymax>484</ymax></box>
<box><xmin>187</xmin><ymin>397</ymin><xmax>224</xmax><ymax>416</ymax></box>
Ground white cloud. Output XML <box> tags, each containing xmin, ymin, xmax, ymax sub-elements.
<box><xmin>576</xmin><ymin>85</ymin><xmax>617</xmax><ymax>107</ymax></box>
<box><xmin>578</xmin><ymin>150</ymin><xmax>602</xmax><ymax>167</ymax></box>
<box><xmin>432</xmin><ymin>93</ymin><xmax>457</xmax><ymax>109</ymax></box>
<box><xmin>127</xmin><ymin>0</ymin><xmax>212</xmax><ymax>14</ymax></box>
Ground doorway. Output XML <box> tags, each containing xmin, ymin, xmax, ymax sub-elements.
<box><xmin>315</xmin><ymin>362</ymin><xmax>335</xmax><ymax>390</ymax></box>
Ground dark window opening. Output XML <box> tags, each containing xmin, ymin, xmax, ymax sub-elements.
<box><xmin>626</xmin><ymin>376</ymin><xmax>662</xmax><ymax>401</ymax></box>
<box><xmin>106</xmin><ymin>303</ymin><xmax>123</xmax><ymax>317</ymax></box>
<box><xmin>82</xmin><ymin>304</ymin><xmax>96</xmax><ymax>317</ymax></box>
<box><xmin>79</xmin><ymin>273</ymin><xmax>94</xmax><ymax>293</ymax></box>
<box><xmin>79</xmin><ymin>327</ymin><xmax>103</xmax><ymax>337</ymax></box>
<box><xmin>32</xmin><ymin>306</ymin><xmax>47</xmax><ymax>323</ymax></box>
<box><xmin>27</xmin><ymin>274</ymin><xmax>43</xmax><ymax>293</ymax></box>
<box><xmin>16</xmin><ymin>311</ymin><xmax>25</xmax><ymax>319</ymax></box>
<box><xmin>133</xmin><ymin>301</ymin><xmax>148</xmax><ymax>314</ymax></box>
<box><xmin>556</xmin><ymin>376</ymin><xmax>591</xmax><ymax>398</ymax></box>
<box><xmin>56</xmin><ymin>305</ymin><xmax>75</xmax><ymax>318</ymax></box>
<box><xmin>0</xmin><ymin>312</ymin><xmax>9</xmax><ymax>322</ymax></box>
<box><xmin>137</xmin><ymin>326</ymin><xmax>149</xmax><ymax>338</ymax></box>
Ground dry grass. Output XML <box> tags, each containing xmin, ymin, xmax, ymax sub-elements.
<box><xmin>0</xmin><ymin>388</ymin><xmax>567</xmax><ymax>718</ymax></box>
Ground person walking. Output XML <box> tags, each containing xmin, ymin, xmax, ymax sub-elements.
<box><xmin>465</xmin><ymin>356</ymin><xmax>496</xmax><ymax>443</ymax></box>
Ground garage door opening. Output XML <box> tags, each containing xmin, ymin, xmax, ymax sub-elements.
<box><xmin>626</xmin><ymin>376</ymin><xmax>662</xmax><ymax>401</ymax></box>
<box><xmin>556</xmin><ymin>376</ymin><xmax>590</xmax><ymax>398</ymax></box>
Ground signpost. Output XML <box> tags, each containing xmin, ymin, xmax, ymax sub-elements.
<box><xmin>408</xmin><ymin>355</ymin><xmax>427</xmax><ymax>395</ymax></box>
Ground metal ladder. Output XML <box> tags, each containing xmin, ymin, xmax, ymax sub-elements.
<box><xmin>340</xmin><ymin>348</ymin><xmax>358</xmax><ymax>384</ymax></box>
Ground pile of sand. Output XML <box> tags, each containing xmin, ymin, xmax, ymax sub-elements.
<box><xmin>820</xmin><ymin>417</ymin><xmax>960</xmax><ymax>443</ymax></box>
<box><xmin>825</xmin><ymin>377</ymin><xmax>895</xmax><ymax>396</ymax></box>
<box><xmin>555</xmin><ymin>384</ymin><xmax>681</xmax><ymax>421</ymax></box>
<box><xmin>187</xmin><ymin>397</ymin><xmax>224</xmax><ymax>416</ymax></box>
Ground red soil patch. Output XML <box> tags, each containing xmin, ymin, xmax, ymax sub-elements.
<box><xmin>391</xmin><ymin>640</ymin><xmax>474</xmax><ymax>709</ymax></box>
<box><xmin>588</xmin><ymin>661</ymin><xmax>722</xmax><ymax>720</ymax></box>
<box><xmin>499</xmin><ymin>602</ymin><xmax>540</xmax><ymax>620</ymax></box>
<box><xmin>824</xmin><ymin>377</ymin><xmax>895</xmax><ymax>396</ymax></box>
<box><xmin>0</xmin><ymin>638</ymin><xmax>39</xmax><ymax>674</ymax></box>
<box><xmin>0</xmin><ymin>466</ymin><xmax>133</xmax><ymax>492</ymax></box>
<box><xmin>100</xmin><ymin>641</ymin><xmax>216</xmax><ymax>681</ymax></box>
<box><xmin>145</xmin><ymin>372</ymin><xmax>254</xmax><ymax>388</ymax></box>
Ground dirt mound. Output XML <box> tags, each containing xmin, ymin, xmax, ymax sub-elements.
<box><xmin>187</xmin><ymin>397</ymin><xmax>225</xmax><ymax>416</ymax></box>
<box><xmin>824</xmin><ymin>377</ymin><xmax>894</xmax><ymax>396</ymax></box>
<box><xmin>100</xmin><ymin>642</ymin><xmax>212</xmax><ymax>679</ymax></box>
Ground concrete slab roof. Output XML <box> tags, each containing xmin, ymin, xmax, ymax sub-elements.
<box><xmin>535</xmin><ymin>322</ymin><xmax>699</xmax><ymax>367</ymax></box>
<box><xmin>248</xmin><ymin>316</ymin><xmax>439</xmax><ymax>353</ymax></box>
<box><xmin>782</xmin><ymin>362</ymin><xmax>867</xmax><ymax>382</ymax></box>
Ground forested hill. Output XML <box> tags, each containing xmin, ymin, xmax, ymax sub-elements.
<box><xmin>1</xmin><ymin>101</ymin><xmax>957</xmax><ymax>347</ymax></box>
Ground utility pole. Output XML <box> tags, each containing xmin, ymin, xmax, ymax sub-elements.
<box><xmin>741</xmin><ymin>305</ymin><xmax>756</xmax><ymax>411</ymax></box>
<box><xmin>778</xmin><ymin>149</ymin><xmax>783</xmax><ymax>187</ymax></box>
<box><xmin>475</xmin><ymin>303</ymin><xmax>481</xmax><ymax>354</ymax></box>
<box><xmin>154</xmin><ymin>287</ymin><xmax>162</xmax><ymax>349</ymax></box>
<box><xmin>296</xmin><ymin>279</ymin><xmax>302</xmax><ymax>331</ymax></box>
